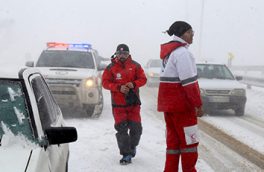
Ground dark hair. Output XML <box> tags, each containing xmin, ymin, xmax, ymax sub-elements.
<box><xmin>167</xmin><ymin>21</ymin><xmax>192</xmax><ymax>37</ymax></box>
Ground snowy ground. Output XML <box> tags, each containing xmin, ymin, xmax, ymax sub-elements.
<box><xmin>65</xmin><ymin>87</ymin><xmax>213</xmax><ymax>172</ymax></box>
<box><xmin>66</xmin><ymin>88</ymin><xmax>167</xmax><ymax>172</ymax></box>
<box><xmin>65</xmin><ymin>85</ymin><xmax>264</xmax><ymax>172</ymax></box>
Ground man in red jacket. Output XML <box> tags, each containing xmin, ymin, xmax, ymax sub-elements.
<box><xmin>102</xmin><ymin>44</ymin><xmax>147</xmax><ymax>165</ymax></box>
<box><xmin>158</xmin><ymin>21</ymin><xmax>204</xmax><ymax>172</ymax></box>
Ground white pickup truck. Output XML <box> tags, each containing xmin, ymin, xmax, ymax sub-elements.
<box><xmin>26</xmin><ymin>42</ymin><xmax>105</xmax><ymax>117</ymax></box>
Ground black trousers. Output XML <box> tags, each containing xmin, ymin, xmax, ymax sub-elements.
<box><xmin>114</xmin><ymin>121</ymin><xmax>143</xmax><ymax>156</ymax></box>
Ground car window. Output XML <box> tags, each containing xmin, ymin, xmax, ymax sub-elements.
<box><xmin>0</xmin><ymin>79</ymin><xmax>35</xmax><ymax>142</ymax></box>
<box><xmin>197</xmin><ymin>64</ymin><xmax>235</xmax><ymax>80</ymax></box>
<box><xmin>30</xmin><ymin>75</ymin><xmax>60</xmax><ymax>129</ymax></box>
<box><xmin>147</xmin><ymin>59</ymin><xmax>161</xmax><ymax>67</ymax></box>
<box><xmin>36</xmin><ymin>50</ymin><xmax>95</xmax><ymax>69</ymax></box>
<box><xmin>149</xmin><ymin>60</ymin><xmax>161</xmax><ymax>67</ymax></box>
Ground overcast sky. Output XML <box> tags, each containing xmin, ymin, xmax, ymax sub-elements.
<box><xmin>0</xmin><ymin>0</ymin><xmax>263</xmax><ymax>67</ymax></box>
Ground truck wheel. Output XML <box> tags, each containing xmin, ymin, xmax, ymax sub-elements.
<box><xmin>146</xmin><ymin>81</ymin><xmax>153</xmax><ymax>87</ymax></box>
<box><xmin>203</xmin><ymin>107</ymin><xmax>213</xmax><ymax>115</ymax></box>
<box><xmin>98</xmin><ymin>93</ymin><xmax>104</xmax><ymax>113</ymax></box>
<box><xmin>84</xmin><ymin>105</ymin><xmax>95</xmax><ymax>117</ymax></box>
<box><xmin>235</xmin><ymin>106</ymin><xmax>245</xmax><ymax>116</ymax></box>
<box><xmin>94</xmin><ymin>92</ymin><xmax>104</xmax><ymax>117</ymax></box>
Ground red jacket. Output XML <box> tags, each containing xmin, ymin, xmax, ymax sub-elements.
<box><xmin>102</xmin><ymin>56</ymin><xmax>147</xmax><ymax>107</ymax></box>
<box><xmin>158</xmin><ymin>41</ymin><xmax>202</xmax><ymax>113</ymax></box>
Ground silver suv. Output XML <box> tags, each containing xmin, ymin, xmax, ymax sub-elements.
<box><xmin>26</xmin><ymin>42</ymin><xmax>105</xmax><ymax>117</ymax></box>
<box><xmin>145</xmin><ymin>59</ymin><xmax>161</xmax><ymax>87</ymax></box>
<box><xmin>197</xmin><ymin>62</ymin><xmax>247</xmax><ymax>116</ymax></box>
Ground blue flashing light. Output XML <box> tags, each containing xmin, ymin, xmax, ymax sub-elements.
<box><xmin>69</xmin><ymin>43</ymin><xmax>92</xmax><ymax>50</ymax></box>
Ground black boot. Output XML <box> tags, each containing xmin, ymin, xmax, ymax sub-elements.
<box><xmin>131</xmin><ymin>147</ymin><xmax>136</xmax><ymax>158</ymax></box>
<box><xmin>120</xmin><ymin>155</ymin><xmax>132</xmax><ymax>165</ymax></box>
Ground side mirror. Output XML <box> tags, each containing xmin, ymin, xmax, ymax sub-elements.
<box><xmin>45</xmin><ymin>127</ymin><xmax>77</xmax><ymax>145</ymax></box>
<box><xmin>98</xmin><ymin>63</ymin><xmax>107</xmax><ymax>71</ymax></box>
<box><xmin>235</xmin><ymin>76</ymin><xmax>243</xmax><ymax>81</ymax></box>
<box><xmin>25</xmin><ymin>61</ymin><xmax>34</xmax><ymax>67</ymax></box>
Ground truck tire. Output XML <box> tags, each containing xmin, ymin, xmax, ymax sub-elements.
<box><xmin>93</xmin><ymin>91</ymin><xmax>104</xmax><ymax>118</ymax></box>
<box><xmin>235</xmin><ymin>106</ymin><xmax>245</xmax><ymax>116</ymax></box>
<box><xmin>84</xmin><ymin>105</ymin><xmax>95</xmax><ymax>117</ymax></box>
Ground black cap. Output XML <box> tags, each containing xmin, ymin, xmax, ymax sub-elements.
<box><xmin>167</xmin><ymin>21</ymin><xmax>192</xmax><ymax>37</ymax></box>
<box><xmin>116</xmin><ymin>44</ymin><xmax>129</xmax><ymax>53</ymax></box>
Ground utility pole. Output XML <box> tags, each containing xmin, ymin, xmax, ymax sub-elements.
<box><xmin>198</xmin><ymin>0</ymin><xmax>205</xmax><ymax>60</ymax></box>
<box><xmin>185</xmin><ymin>0</ymin><xmax>189</xmax><ymax>21</ymax></box>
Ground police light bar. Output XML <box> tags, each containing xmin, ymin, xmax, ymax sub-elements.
<box><xmin>47</xmin><ymin>42</ymin><xmax>92</xmax><ymax>50</ymax></box>
<box><xmin>69</xmin><ymin>43</ymin><xmax>92</xmax><ymax>49</ymax></box>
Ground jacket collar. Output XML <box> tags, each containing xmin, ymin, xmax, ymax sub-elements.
<box><xmin>160</xmin><ymin>39</ymin><xmax>187</xmax><ymax>59</ymax></box>
<box><xmin>173</xmin><ymin>35</ymin><xmax>189</xmax><ymax>47</ymax></box>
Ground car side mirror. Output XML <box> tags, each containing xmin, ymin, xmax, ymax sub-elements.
<box><xmin>45</xmin><ymin>127</ymin><xmax>77</xmax><ymax>145</ymax></box>
<box><xmin>25</xmin><ymin>61</ymin><xmax>34</xmax><ymax>67</ymax></box>
<box><xmin>98</xmin><ymin>64</ymin><xmax>107</xmax><ymax>71</ymax></box>
<box><xmin>235</xmin><ymin>76</ymin><xmax>243</xmax><ymax>81</ymax></box>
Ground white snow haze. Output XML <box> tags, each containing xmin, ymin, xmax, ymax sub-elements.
<box><xmin>1</xmin><ymin>1</ymin><xmax>264</xmax><ymax>171</ymax></box>
<box><xmin>1</xmin><ymin>0</ymin><xmax>264</xmax><ymax>72</ymax></box>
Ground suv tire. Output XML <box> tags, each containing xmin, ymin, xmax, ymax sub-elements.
<box><xmin>235</xmin><ymin>106</ymin><xmax>245</xmax><ymax>116</ymax></box>
<box><xmin>93</xmin><ymin>91</ymin><xmax>104</xmax><ymax>118</ymax></box>
<box><xmin>84</xmin><ymin>104</ymin><xmax>95</xmax><ymax>117</ymax></box>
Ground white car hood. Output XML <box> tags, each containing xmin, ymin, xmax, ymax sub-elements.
<box><xmin>198</xmin><ymin>78</ymin><xmax>245</xmax><ymax>90</ymax></box>
<box><xmin>36</xmin><ymin>67</ymin><xmax>97</xmax><ymax>79</ymax></box>
<box><xmin>0</xmin><ymin>148</ymin><xmax>31</xmax><ymax>171</ymax></box>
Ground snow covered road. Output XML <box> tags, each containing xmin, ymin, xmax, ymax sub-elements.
<box><xmin>65</xmin><ymin>86</ymin><xmax>264</xmax><ymax>172</ymax></box>
<box><xmin>66</xmin><ymin>88</ymin><xmax>166</xmax><ymax>172</ymax></box>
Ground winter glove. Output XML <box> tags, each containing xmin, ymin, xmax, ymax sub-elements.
<box><xmin>125</xmin><ymin>82</ymin><xmax>135</xmax><ymax>89</ymax></box>
<box><xmin>125</xmin><ymin>89</ymin><xmax>141</xmax><ymax>105</ymax></box>
<box><xmin>120</xmin><ymin>85</ymin><xmax>129</xmax><ymax>94</ymax></box>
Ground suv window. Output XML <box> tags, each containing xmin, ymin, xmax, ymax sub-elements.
<box><xmin>197</xmin><ymin>64</ymin><xmax>235</xmax><ymax>80</ymax></box>
<box><xmin>149</xmin><ymin>60</ymin><xmax>161</xmax><ymax>67</ymax></box>
<box><xmin>36</xmin><ymin>50</ymin><xmax>95</xmax><ymax>69</ymax></box>
<box><xmin>30</xmin><ymin>75</ymin><xmax>60</xmax><ymax>129</ymax></box>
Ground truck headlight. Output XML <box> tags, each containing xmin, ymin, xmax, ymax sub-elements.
<box><xmin>85</xmin><ymin>78</ymin><xmax>96</xmax><ymax>88</ymax></box>
<box><xmin>231</xmin><ymin>89</ymin><xmax>245</xmax><ymax>96</ymax></box>
<box><xmin>149</xmin><ymin>72</ymin><xmax>154</xmax><ymax>77</ymax></box>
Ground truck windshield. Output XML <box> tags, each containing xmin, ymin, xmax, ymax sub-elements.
<box><xmin>36</xmin><ymin>50</ymin><xmax>95</xmax><ymax>69</ymax></box>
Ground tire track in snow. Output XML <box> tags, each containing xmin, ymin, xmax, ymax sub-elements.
<box><xmin>199</xmin><ymin>119</ymin><xmax>264</xmax><ymax>169</ymax></box>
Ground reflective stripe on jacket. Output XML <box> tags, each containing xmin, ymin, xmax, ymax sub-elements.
<box><xmin>158</xmin><ymin>37</ymin><xmax>202</xmax><ymax>113</ymax></box>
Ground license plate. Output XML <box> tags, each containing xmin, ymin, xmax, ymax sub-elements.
<box><xmin>209</xmin><ymin>96</ymin><xmax>229</xmax><ymax>102</ymax></box>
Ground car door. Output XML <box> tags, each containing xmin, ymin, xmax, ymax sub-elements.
<box><xmin>29</xmin><ymin>74</ymin><xmax>68</xmax><ymax>172</ymax></box>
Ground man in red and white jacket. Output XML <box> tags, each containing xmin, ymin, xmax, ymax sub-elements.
<box><xmin>102</xmin><ymin>44</ymin><xmax>147</xmax><ymax>165</ymax></box>
<box><xmin>158</xmin><ymin>21</ymin><xmax>204</xmax><ymax>172</ymax></box>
